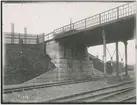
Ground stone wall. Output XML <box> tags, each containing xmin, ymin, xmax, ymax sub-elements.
<box><xmin>45</xmin><ymin>40</ymin><xmax>94</xmax><ymax>81</ymax></box>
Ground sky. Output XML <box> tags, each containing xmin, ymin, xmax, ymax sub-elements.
<box><xmin>3</xmin><ymin>2</ymin><xmax>135</xmax><ymax>65</ymax></box>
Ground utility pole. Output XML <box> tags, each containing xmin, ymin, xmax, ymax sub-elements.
<box><xmin>116</xmin><ymin>41</ymin><xmax>119</xmax><ymax>75</ymax></box>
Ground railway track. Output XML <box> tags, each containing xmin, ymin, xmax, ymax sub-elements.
<box><xmin>46</xmin><ymin>80</ymin><xmax>135</xmax><ymax>103</ymax></box>
<box><xmin>121</xmin><ymin>96</ymin><xmax>136</xmax><ymax>102</ymax></box>
<box><xmin>4</xmin><ymin>78</ymin><xmax>95</xmax><ymax>94</ymax></box>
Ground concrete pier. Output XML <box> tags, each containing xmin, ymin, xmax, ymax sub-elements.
<box><xmin>46</xmin><ymin>40</ymin><xmax>94</xmax><ymax>81</ymax></box>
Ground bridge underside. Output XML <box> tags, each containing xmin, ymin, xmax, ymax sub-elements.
<box><xmin>55</xmin><ymin>15</ymin><xmax>135</xmax><ymax>47</ymax></box>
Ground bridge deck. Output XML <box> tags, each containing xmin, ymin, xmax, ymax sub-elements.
<box><xmin>43</xmin><ymin>2</ymin><xmax>136</xmax><ymax>46</ymax></box>
<box><xmin>55</xmin><ymin>15</ymin><xmax>135</xmax><ymax>46</ymax></box>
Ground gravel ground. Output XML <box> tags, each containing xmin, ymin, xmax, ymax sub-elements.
<box><xmin>3</xmin><ymin>74</ymin><xmax>135</xmax><ymax>103</ymax></box>
<box><xmin>4</xmin><ymin>80</ymin><xmax>108</xmax><ymax>103</ymax></box>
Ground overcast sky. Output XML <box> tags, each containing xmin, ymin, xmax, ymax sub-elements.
<box><xmin>3</xmin><ymin>2</ymin><xmax>135</xmax><ymax>65</ymax></box>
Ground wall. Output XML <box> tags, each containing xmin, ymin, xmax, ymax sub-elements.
<box><xmin>45</xmin><ymin>40</ymin><xmax>94</xmax><ymax>81</ymax></box>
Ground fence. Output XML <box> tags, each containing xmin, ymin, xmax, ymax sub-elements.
<box><xmin>4</xmin><ymin>32</ymin><xmax>44</xmax><ymax>44</ymax></box>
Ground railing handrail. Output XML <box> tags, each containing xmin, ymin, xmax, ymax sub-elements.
<box><xmin>54</xmin><ymin>2</ymin><xmax>136</xmax><ymax>33</ymax></box>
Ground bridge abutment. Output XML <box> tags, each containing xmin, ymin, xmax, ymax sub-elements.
<box><xmin>45</xmin><ymin>40</ymin><xmax>94</xmax><ymax>81</ymax></box>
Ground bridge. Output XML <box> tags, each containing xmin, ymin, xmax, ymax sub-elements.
<box><xmin>4</xmin><ymin>2</ymin><xmax>136</xmax><ymax>82</ymax></box>
<box><xmin>43</xmin><ymin>2</ymin><xmax>136</xmax><ymax>81</ymax></box>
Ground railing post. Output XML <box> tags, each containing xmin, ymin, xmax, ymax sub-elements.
<box><xmin>43</xmin><ymin>33</ymin><xmax>44</xmax><ymax>42</ymax></box>
<box><xmin>63</xmin><ymin>27</ymin><xmax>64</xmax><ymax>32</ymax></box>
<box><xmin>128</xmin><ymin>4</ymin><xmax>129</xmax><ymax>16</ymax></box>
<box><xmin>99</xmin><ymin>14</ymin><xmax>101</xmax><ymax>24</ymax></box>
<box><xmin>69</xmin><ymin>23</ymin><xmax>71</xmax><ymax>31</ymax></box>
<box><xmin>85</xmin><ymin>19</ymin><xmax>86</xmax><ymax>28</ymax></box>
<box><xmin>117</xmin><ymin>7</ymin><xmax>119</xmax><ymax>19</ymax></box>
<box><xmin>48</xmin><ymin>33</ymin><xmax>49</xmax><ymax>41</ymax></box>
<box><xmin>72</xmin><ymin>23</ymin><xmax>74</xmax><ymax>30</ymax></box>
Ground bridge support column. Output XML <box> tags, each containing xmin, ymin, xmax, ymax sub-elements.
<box><xmin>124</xmin><ymin>41</ymin><xmax>128</xmax><ymax>75</ymax></box>
<box><xmin>107</xmin><ymin>41</ymin><xmax>122</xmax><ymax>83</ymax></box>
<box><xmin>45</xmin><ymin>40</ymin><xmax>94</xmax><ymax>82</ymax></box>
<box><xmin>121</xmin><ymin>40</ymin><xmax>130</xmax><ymax>80</ymax></box>
<box><xmin>116</xmin><ymin>41</ymin><xmax>119</xmax><ymax>75</ymax></box>
<box><xmin>102</xmin><ymin>30</ymin><xmax>107</xmax><ymax>77</ymax></box>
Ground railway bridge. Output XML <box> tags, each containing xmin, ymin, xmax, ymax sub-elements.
<box><xmin>43</xmin><ymin>2</ymin><xmax>136</xmax><ymax>81</ymax></box>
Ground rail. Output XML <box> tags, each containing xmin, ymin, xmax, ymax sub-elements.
<box><xmin>3</xmin><ymin>79</ymin><xmax>134</xmax><ymax>94</ymax></box>
<box><xmin>3</xmin><ymin>79</ymin><xmax>93</xmax><ymax>94</ymax></box>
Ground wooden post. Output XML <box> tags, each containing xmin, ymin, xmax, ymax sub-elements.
<box><xmin>116</xmin><ymin>41</ymin><xmax>119</xmax><ymax>75</ymax></box>
<box><xmin>124</xmin><ymin>41</ymin><xmax>128</xmax><ymax>75</ymax></box>
<box><xmin>36</xmin><ymin>35</ymin><xmax>39</xmax><ymax>44</ymax></box>
<box><xmin>11</xmin><ymin>23</ymin><xmax>14</xmax><ymax>44</ymax></box>
<box><xmin>19</xmin><ymin>34</ymin><xmax>20</xmax><ymax>44</ymax></box>
<box><xmin>24</xmin><ymin>27</ymin><xmax>27</xmax><ymax>44</ymax></box>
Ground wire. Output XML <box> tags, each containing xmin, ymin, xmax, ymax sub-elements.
<box><xmin>112</xmin><ymin>49</ymin><xmax>116</xmax><ymax>58</ymax></box>
<box><xmin>106</xmin><ymin>46</ymin><xmax>112</xmax><ymax>57</ymax></box>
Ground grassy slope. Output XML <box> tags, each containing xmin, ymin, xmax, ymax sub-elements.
<box><xmin>4</xmin><ymin>44</ymin><xmax>55</xmax><ymax>85</ymax></box>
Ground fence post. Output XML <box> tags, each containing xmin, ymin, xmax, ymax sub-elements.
<box><xmin>11</xmin><ymin>23</ymin><xmax>14</xmax><ymax>44</ymax></box>
<box><xmin>42</xmin><ymin>33</ymin><xmax>46</xmax><ymax>54</ymax></box>
<box><xmin>19</xmin><ymin>34</ymin><xmax>20</xmax><ymax>44</ymax></box>
<box><xmin>36</xmin><ymin>35</ymin><xmax>39</xmax><ymax>44</ymax></box>
<box><xmin>11</xmin><ymin>35</ymin><xmax>12</xmax><ymax>44</ymax></box>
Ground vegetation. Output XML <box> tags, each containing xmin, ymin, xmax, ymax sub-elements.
<box><xmin>4</xmin><ymin>44</ymin><xmax>55</xmax><ymax>85</ymax></box>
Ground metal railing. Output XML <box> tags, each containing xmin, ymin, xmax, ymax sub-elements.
<box><xmin>44</xmin><ymin>32</ymin><xmax>54</xmax><ymax>41</ymax></box>
<box><xmin>53</xmin><ymin>2</ymin><xmax>136</xmax><ymax>37</ymax></box>
<box><xmin>4</xmin><ymin>32</ymin><xmax>45</xmax><ymax>44</ymax></box>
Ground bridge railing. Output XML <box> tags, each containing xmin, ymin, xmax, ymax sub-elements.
<box><xmin>44</xmin><ymin>32</ymin><xmax>54</xmax><ymax>41</ymax></box>
<box><xmin>54</xmin><ymin>2</ymin><xmax>136</xmax><ymax>35</ymax></box>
